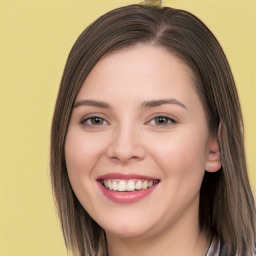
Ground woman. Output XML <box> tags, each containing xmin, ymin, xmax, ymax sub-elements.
<box><xmin>50</xmin><ymin>1</ymin><xmax>256</xmax><ymax>255</ymax></box>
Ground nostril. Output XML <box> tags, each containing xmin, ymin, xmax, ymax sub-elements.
<box><xmin>106</xmin><ymin>143</ymin><xmax>146</xmax><ymax>163</ymax></box>
<box><xmin>105</xmin><ymin>128</ymin><xmax>146</xmax><ymax>162</ymax></box>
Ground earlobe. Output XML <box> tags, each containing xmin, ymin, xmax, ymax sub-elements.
<box><xmin>205</xmin><ymin>126</ymin><xmax>222</xmax><ymax>173</ymax></box>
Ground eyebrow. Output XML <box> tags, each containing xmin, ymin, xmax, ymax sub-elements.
<box><xmin>141</xmin><ymin>99</ymin><xmax>187</xmax><ymax>109</ymax></box>
<box><xmin>73</xmin><ymin>99</ymin><xmax>111</xmax><ymax>109</ymax></box>
<box><xmin>73</xmin><ymin>98</ymin><xmax>187</xmax><ymax>110</ymax></box>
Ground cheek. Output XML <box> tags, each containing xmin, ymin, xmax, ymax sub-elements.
<box><xmin>138</xmin><ymin>127</ymin><xmax>209</xmax><ymax>228</ymax></box>
<box><xmin>64</xmin><ymin>129</ymin><xmax>109</xmax><ymax>216</ymax></box>
<box><xmin>64</xmin><ymin>129</ymin><xmax>106</xmax><ymax>200</ymax></box>
<box><xmin>147</xmin><ymin>127</ymin><xmax>208</xmax><ymax>184</ymax></box>
<box><xmin>65</xmin><ymin>129</ymin><xmax>107</xmax><ymax>173</ymax></box>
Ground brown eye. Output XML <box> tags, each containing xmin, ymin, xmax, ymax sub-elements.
<box><xmin>148</xmin><ymin>116</ymin><xmax>176</xmax><ymax>126</ymax></box>
<box><xmin>90</xmin><ymin>117</ymin><xmax>104</xmax><ymax>125</ymax></box>
<box><xmin>154</xmin><ymin>116</ymin><xmax>169</xmax><ymax>125</ymax></box>
<box><xmin>81</xmin><ymin>116</ymin><xmax>107</xmax><ymax>126</ymax></box>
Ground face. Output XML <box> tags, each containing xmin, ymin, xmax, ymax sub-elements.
<box><xmin>65</xmin><ymin>44</ymin><xmax>219</xmax><ymax>240</ymax></box>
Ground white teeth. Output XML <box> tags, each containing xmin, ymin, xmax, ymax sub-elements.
<box><xmin>142</xmin><ymin>180</ymin><xmax>149</xmax><ymax>189</ymax></box>
<box><xmin>102</xmin><ymin>178</ymin><xmax>158</xmax><ymax>192</ymax></box>
<box><xmin>108</xmin><ymin>180</ymin><xmax>112</xmax><ymax>190</ymax></box>
<box><xmin>104</xmin><ymin>180</ymin><xmax>108</xmax><ymax>188</ymax></box>
<box><xmin>136</xmin><ymin>180</ymin><xmax>143</xmax><ymax>190</ymax></box>
<box><xmin>127</xmin><ymin>180</ymin><xmax>136</xmax><ymax>191</ymax></box>
<box><xmin>112</xmin><ymin>180</ymin><xmax>118</xmax><ymax>191</ymax></box>
<box><xmin>118</xmin><ymin>180</ymin><xmax>126</xmax><ymax>192</ymax></box>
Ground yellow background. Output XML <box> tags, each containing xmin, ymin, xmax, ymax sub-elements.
<box><xmin>0</xmin><ymin>0</ymin><xmax>255</xmax><ymax>255</ymax></box>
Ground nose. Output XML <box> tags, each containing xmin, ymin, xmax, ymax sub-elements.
<box><xmin>106</xmin><ymin>125</ymin><xmax>146</xmax><ymax>164</ymax></box>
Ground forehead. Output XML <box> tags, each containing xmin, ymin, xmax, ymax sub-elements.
<box><xmin>77</xmin><ymin>44</ymin><xmax>197</xmax><ymax>102</ymax></box>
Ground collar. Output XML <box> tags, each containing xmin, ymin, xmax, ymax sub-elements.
<box><xmin>205</xmin><ymin>240</ymin><xmax>220</xmax><ymax>256</ymax></box>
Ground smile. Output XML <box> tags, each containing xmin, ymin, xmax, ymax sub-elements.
<box><xmin>100</xmin><ymin>179</ymin><xmax>159</xmax><ymax>192</ymax></box>
<box><xmin>97</xmin><ymin>174</ymin><xmax>160</xmax><ymax>203</ymax></box>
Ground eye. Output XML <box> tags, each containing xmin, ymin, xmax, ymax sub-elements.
<box><xmin>81</xmin><ymin>116</ymin><xmax>108</xmax><ymax>126</ymax></box>
<box><xmin>148</xmin><ymin>116</ymin><xmax>176</xmax><ymax>126</ymax></box>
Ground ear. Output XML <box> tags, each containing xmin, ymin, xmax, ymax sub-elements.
<box><xmin>205</xmin><ymin>125</ymin><xmax>222</xmax><ymax>173</ymax></box>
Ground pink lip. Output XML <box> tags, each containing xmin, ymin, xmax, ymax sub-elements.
<box><xmin>97</xmin><ymin>173</ymin><xmax>158</xmax><ymax>180</ymax></box>
<box><xmin>96</xmin><ymin>173</ymin><xmax>160</xmax><ymax>204</ymax></box>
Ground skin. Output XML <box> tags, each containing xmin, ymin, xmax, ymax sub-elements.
<box><xmin>65</xmin><ymin>44</ymin><xmax>221</xmax><ymax>256</ymax></box>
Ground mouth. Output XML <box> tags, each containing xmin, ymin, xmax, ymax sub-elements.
<box><xmin>99</xmin><ymin>178</ymin><xmax>160</xmax><ymax>192</ymax></box>
<box><xmin>97</xmin><ymin>174</ymin><xmax>160</xmax><ymax>203</ymax></box>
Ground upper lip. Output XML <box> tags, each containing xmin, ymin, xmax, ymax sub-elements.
<box><xmin>97</xmin><ymin>173</ymin><xmax>160</xmax><ymax>181</ymax></box>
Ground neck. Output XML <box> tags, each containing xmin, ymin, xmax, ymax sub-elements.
<box><xmin>106</xmin><ymin>196</ymin><xmax>210</xmax><ymax>256</ymax></box>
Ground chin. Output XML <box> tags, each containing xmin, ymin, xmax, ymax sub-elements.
<box><xmin>104</xmin><ymin>223</ymin><xmax>150</xmax><ymax>239</ymax></box>
<box><xmin>96</xmin><ymin>210</ymin><xmax>160</xmax><ymax>239</ymax></box>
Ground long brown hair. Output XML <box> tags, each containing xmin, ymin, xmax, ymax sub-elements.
<box><xmin>50</xmin><ymin>4</ymin><xmax>256</xmax><ymax>256</ymax></box>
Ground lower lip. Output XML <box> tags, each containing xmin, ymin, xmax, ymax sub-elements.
<box><xmin>98</xmin><ymin>181</ymin><xmax>159</xmax><ymax>203</ymax></box>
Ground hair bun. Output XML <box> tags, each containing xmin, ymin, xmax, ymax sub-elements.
<box><xmin>141</xmin><ymin>0</ymin><xmax>162</xmax><ymax>7</ymax></box>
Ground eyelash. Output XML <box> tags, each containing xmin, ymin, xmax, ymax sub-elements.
<box><xmin>80</xmin><ymin>116</ymin><xmax>109</xmax><ymax>126</ymax></box>
<box><xmin>147</xmin><ymin>116</ymin><xmax>177</xmax><ymax>126</ymax></box>
<box><xmin>80</xmin><ymin>115</ymin><xmax>177</xmax><ymax>127</ymax></box>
